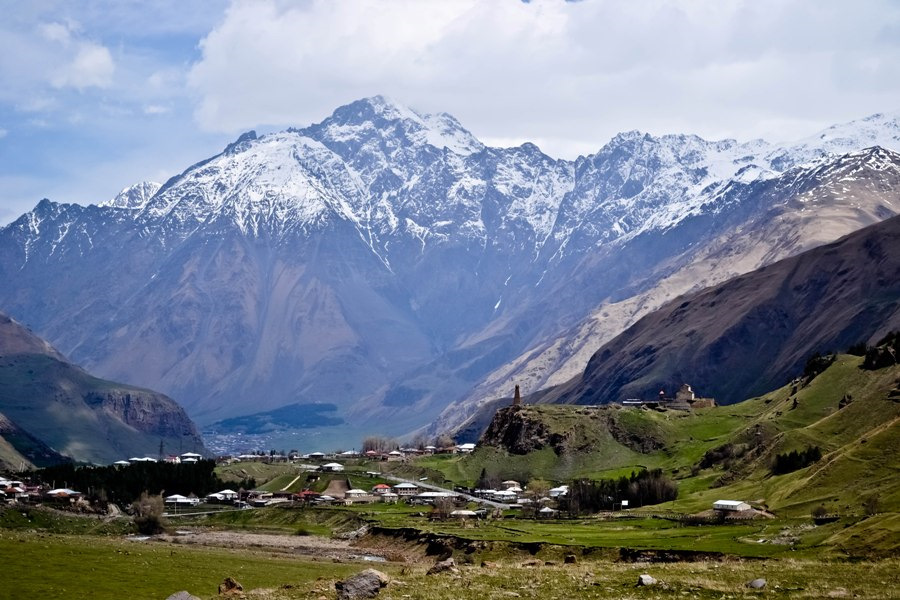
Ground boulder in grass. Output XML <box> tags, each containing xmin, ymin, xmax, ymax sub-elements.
<box><xmin>335</xmin><ymin>569</ymin><xmax>390</xmax><ymax>600</ymax></box>
<box><xmin>427</xmin><ymin>557</ymin><xmax>459</xmax><ymax>575</ymax></box>
<box><xmin>165</xmin><ymin>593</ymin><xmax>201</xmax><ymax>600</ymax></box>
<box><xmin>564</xmin><ymin>554</ymin><xmax>577</xmax><ymax>564</ymax></box>
<box><xmin>218</xmin><ymin>577</ymin><xmax>243</xmax><ymax>595</ymax></box>
<box><xmin>747</xmin><ymin>578</ymin><xmax>767</xmax><ymax>589</ymax></box>
<box><xmin>637</xmin><ymin>574</ymin><xmax>657</xmax><ymax>586</ymax></box>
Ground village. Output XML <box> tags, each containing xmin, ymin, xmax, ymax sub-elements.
<box><xmin>1</xmin><ymin>438</ymin><xmax>761</xmax><ymax>524</ymax></box>
<box><xmin>0</xmin><ymin>383</ymin><xmax>768</xmax><ymax>523</ymax></box>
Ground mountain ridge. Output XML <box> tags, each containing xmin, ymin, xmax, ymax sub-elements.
<box><xmin>2</xmin><ymin>98</ymin><xmax>899</xmax><ymax>447</ymax></box>
<box><xmin>542</xmin><ymin>212</ymin><xmax>900</xmax><ymax>408</ymax></box>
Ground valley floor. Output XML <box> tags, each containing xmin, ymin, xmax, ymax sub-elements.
<box><xmin>1</xmin><ymin>529</ymin><xmax>898</xmax><ymax>600</ymax></box>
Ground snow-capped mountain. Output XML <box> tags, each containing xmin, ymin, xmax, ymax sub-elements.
<box><xmin>1</xmin><ymin>97</ymin><xmax>899</xmax><ymax>445</ymax></box>
<box><xmin>101</xmin><ymin>181</ymin><xmax>162</xmax><ymax>210</ymax></box>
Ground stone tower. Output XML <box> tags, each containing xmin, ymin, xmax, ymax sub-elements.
<box><xmin>513</xmin><ymin>384</ymin><xmax>522</xmax><ymax>406</ymax></box>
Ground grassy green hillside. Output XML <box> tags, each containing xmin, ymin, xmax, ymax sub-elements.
<box><xmin>0</xmin><ymin>434</ymin><xmax>32</xmax><ymax>471</ymax></box>
<box><xmin>422</xmin><ymin>355</ymin><xmax>899</xmax><ymax>520</ymax></box>
<box><xmin>0</xmin><ymin>354</ymin><xmax>200</xmax><ymax>464</ymax></box>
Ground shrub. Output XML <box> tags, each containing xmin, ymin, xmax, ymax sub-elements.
<box><xmin>803</xmin><ymin>352</ymin><xmax>835</xmax><ymax>382</ymax></box>
<box><xmin>862</xmin><ymin>495</ymin><xmax>880</xmax><ymax>516</ymax></box>
<box><xmin>131</xmin><ymin>492</ymin><xmax>165</xmax><ymax>535</ymax></box>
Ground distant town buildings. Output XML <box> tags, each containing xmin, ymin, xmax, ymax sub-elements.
<box><xmin>622</xmin><ymin>383</ymin><xmax>716</xmax><ymax>410</ymax></box>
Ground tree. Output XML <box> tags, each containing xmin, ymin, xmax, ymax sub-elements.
<box><xmin>362</xmin><ymin>436</ymin><xmax>399</xmax><ymax>453</ymax></box>
<box><xmin>433</xmin><ymin>434</ymin><xmax>455</xmax><ymax>449</ymax></box>
<box><xmin>475</xmin><ymin>468</ymin><xmax>500</xmax><ymax>490</ymax></box>
<box><xmin>430</xmin><ymin>497</ymin><xmax>454</xmax><ymax>521</ymax></box>
<box><xmin>862</xmin><ymin>495</ymin><xmax>880</xmax><ymax>516</ymax></box>
<box><xmin>525</xmin><ymin>479</ymin><xmax>550</xmax><ymax>501</ymax></box>
<box><xmin>132</xmin><ymin>491</ymin><xmax>165</xmax><ymax>534</ymax></box>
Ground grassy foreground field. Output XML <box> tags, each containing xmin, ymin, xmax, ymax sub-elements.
<box><xmin>2</xmin><ymin>531</ymin><xmax>898</xmax><ymax>600</ymax></box>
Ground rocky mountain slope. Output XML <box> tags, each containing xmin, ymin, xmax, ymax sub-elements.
<box><xmin>1</xmin><ymin>97</ymin><xmax>899</xmax><ymax>443</ymax></box>
<box><xmin>435</xmin><ymin>146</ymin><xmax>900</xmax><ymax>432</ymax></box>
<box><xmin>538</xmin><ymin>213</ymin><xmax>900</xmax><ymax>408</ymax></box>
<box><xmin>0</xmin><ymin>313</ymin><xmax>205</xmax><ymax>464</ymax></box>
<box><xmin>0</xmin><ymin>412</ymin><xmax>69</xmax><ymax>470</ymax></box>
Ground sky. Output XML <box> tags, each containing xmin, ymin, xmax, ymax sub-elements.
<box><xmin>1</xmin><ymin>0</ymin><xmax>899</xmax><ymax>225</ymax></box>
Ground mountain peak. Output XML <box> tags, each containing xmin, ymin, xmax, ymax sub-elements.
<box><xmin>306</xmin><ymin>95</ymin><xmax>484</xmax><ymax>156</ymax></box>
<box><xmin>100</xmin><ymin>181</ymin><xmax>162</xmax><ymax>210</ymax></box>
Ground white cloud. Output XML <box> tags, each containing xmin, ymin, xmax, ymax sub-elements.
<box><xmin>144</xmin><ymin>104</ymin><xmax>171</xmax><ymax>115</ymax></box>
<box><xmin>187</xmin><ymin>0</ymin><xmax>900</xmax><ymax>157</ymax></box>
<box><xmin>36</xmin><ymin>21</ymin><xmax>115</xmax><ymax>90</ymax></box>
<box><xmin>51</xmin><ymin>42</ymin><xmax>115</xmax><ymax>89</ymax></box>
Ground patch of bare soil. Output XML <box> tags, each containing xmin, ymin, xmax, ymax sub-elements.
<box><xmin>156</xmin><ymin>529</ymin><xmax>385</xmax><ymax>561</ymax></box>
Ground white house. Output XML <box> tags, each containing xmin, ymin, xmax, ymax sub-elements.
<box><xmin>164</xmin><ymin>494</ymin><xmax>199</xmax><ymax>506</ymax></box>
<box><xmin>549</xmin><ymin>485</ymin><xmax>569</xmax><ymax>498</ymax></box>
<box><xmin>713</xmin><ymin>499</ymin><xmax>751</xmax><ymax>512</ymax></box>
<box><xmin>538</xmin><ymin>506</ymin><xmax>558</xmax><ymax>518</ymax></box>
<box><xmin>492</xmin><ymin>489</ymin><xmax>518</xmax><ymax>503</ymax></box>
<box><xmin>320</xmin><ymin>462</ymin><xmax>344</xmax><ymax>472</ymax></box>
<box><xmin>457</xmin><ymin>443</ymin><xmax>476</xmax><ymax>453</ymax></box>
<box><xmin>393</xmin><ymin>482</ymin><xmax>419</xmax><ymax>496</ymax></box>
<box><xmin>207</xmin><ymin>489</ymin><xmax>239</xmax><ymax>503</ymax></box>
<box><xmin>344</xmin><ymin>488</ymin><xmax>367</xmax><ymax>497</ymax></box>
<box><xmin>45</xmin><ymin>488</ymin><xmax>81</xmax><ymax>501</ymax></box>
<box><xmin>379</xmin><ymin>492</ymin><xmax>399</xmax><ymax>504</ymax></box>
<box><xmin>129</xmin><ymin>456</ymin><xmax>157</xmax><ymax>463</ymax></box>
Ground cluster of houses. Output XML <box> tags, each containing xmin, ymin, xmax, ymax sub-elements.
<box><xmin>164</xmin><ymin>488</ymin><xmax>240</xmax><ymax>508</ymax></box>
<box><xmin>293</xmin><ymin>480</ymin><xmax>463</xmax><ymax>508</ymax></box>
<box><xmin>0</xmin><ymin>476</ymin><xmax>83</xmax><ymax>505</ymax></box>
<box><xmin>112</xmin><ymin>452</ymin><xmax>204</xmax><ymax>466</ymax></box>
<box><xmin>216</xmin><ymin>443</ymin><xmax>478</xmax><ymax>466</ymax></box>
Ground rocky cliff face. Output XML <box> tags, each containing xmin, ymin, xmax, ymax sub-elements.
<box><xmin>0</xmin><ymin>313</ymin><xmax>205</xmax><ymax>464</ymax></box>
<box><xmin>479</xmin><ymin>406</ymin><xmax>560</xmax><ymax>455</ymax></box>
<box><xmin>479</xmin><ymin>403</ymin><xmax>670</xmax><ymax>456</ymax></box>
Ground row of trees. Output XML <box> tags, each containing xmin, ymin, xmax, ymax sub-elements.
<box><xmin>361</xmin><ymin>433</ymin><xmax>456</xmax><ymax>453</ymax></box>
<box><xmin>771</xmin><ymin>446</ymin><xmax>822</xmax><ymax>475</ymax></box>
<box><xmin>560</xmin><ymin>469</ymin><xmax>677</xmax><ymax>516</ymax></box>
<box><xmin>27</xmin><ymin>460</ymin><xmax>255</xmax><ymax>506</ymax></box>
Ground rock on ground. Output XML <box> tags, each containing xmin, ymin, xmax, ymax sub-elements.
<box><xmin>637</xmin><ymin>574</ymin><xmax>657</xmax><ymax>586</ymax></box>
<box><xmin>747</xmin><ymin>578</ymin><xmax>767</xmax><ymax>589</ymax></box>
<box><xmin>165</xmin><ymin>593</ymin><xmax>201</xmax><ymax>600</ymax></box>
<box><xmin>564</xmin><ymin>554</ymin><xmax>577</xmax><ymax>564</ymax></box>
<box><xmin>218</xmin><ymin>577</ymin><xmax>243</xmax><ymax>595</ymax></box>
<box><xmin>427</xmin><ymin>557</ymin><xmax>460</xmax><ymax>575</ymax></box>
<box><xmin>335</xmin><ymin>568</ymin><xmax>390</xmax><ymax>600</ymax></box>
